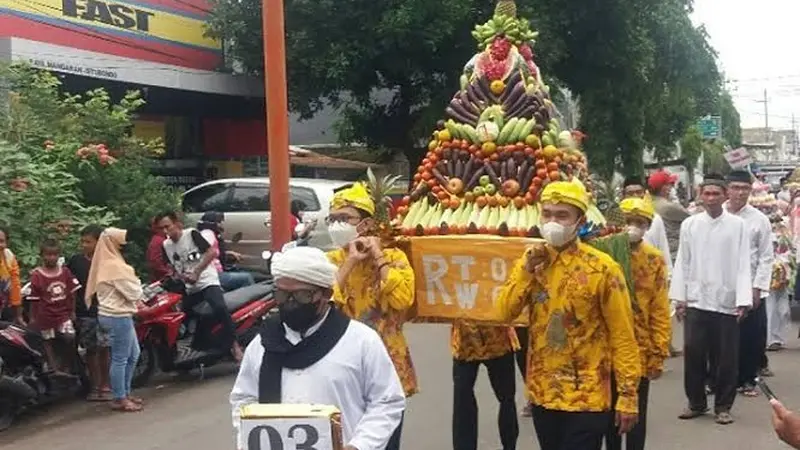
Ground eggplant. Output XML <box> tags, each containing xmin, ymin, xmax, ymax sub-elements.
<box><xmin>507</xmin><ymin>91</ymin><xmax>530</xmax><ymax>117</ymax></box>
<box><xmin>454</xmin><ymin>159</ymin><xmax>464</xmax><ymax>179</ymax></box>
<box><xmin>500</xmin><ymin>161</ymin><xmax>508</xmax><ymax>180</ymax></box>
<box><xmin>462</xmin><ymin>156</ymin><xmax>476</xmax><ymax>181</ymax></box>
<box><xmin>431</xmin><ymin>168</ymin><xmax>449</xmax><ymax>186</ymax></box>
<box><xmin>466</xmin><ymin>166</ymin><xmax>486</xmax><ymax>190</ymax></box>
<box><xmin>447</xmin><ymin>158</ymin><xmax>455</xmax><ymax>178</ymax></box>
<box><xmin>436</xmin><ymin>161</ymin><xmax>449</xmax><ymax>177</ymax></box>
<box><xmin>446</xmin><ymin>107</ymin><xmax>478</xmax><ymax>126</ymax></box>
<box><xmin>468</xmin><ymin>81</ymin><xmax>489</xmax><ymax>103</ymax></box>
<box><xmin>491</xmin><ymin>160</ymin><xmax>501</xmax><ymax>177</ymax></box>
<box><xmin>459</xmin><ymin>91</ymin><xmax>479</xmax><ymax>114</ymax></box>
<box><xmin>409</xmin><ymin>182</ymin><xmax>429</xmax><ymax>201</ymax></box>
<box><xmin>477</xmin><ymin>76</ymin><xmax>495</xmax><ymax>102</ymax></box>
<box><xmin>502</xmin><ymin>81</ymin><xmax>526</xmax><ymax>109</ymax></box>
<box><xmin>448</xmin><ymin>99</ymin><xmax>478</xmax><ymax>120</ymax></box>
<box><xmin>484</xmin><ymin>161</ymin><xmax>501</xmax><ymax>187</ymax></box>
<box><xmin>506</xmin><ymin>159</ymin><xmax>517</xmax><ymax>180</ymax></box>
<box><xmin>514</xmin><ymin>105</ymin><xmax>537</xmax><ymax>120</ymax></box>
<box><xmin>521</xmin><ymin>166</ymin><xmax>535</xmax><ymax>192</ymax></box>
<box><xmin>517</xmin><ymin>160</ymin><xmax>530</xmax><ymax>184</ymax></box>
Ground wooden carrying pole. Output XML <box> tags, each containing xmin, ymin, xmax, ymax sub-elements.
<box><xmin>262</xmin><ymin>0</ymin><xmax>291</xmax><ymax>250</ymax></box>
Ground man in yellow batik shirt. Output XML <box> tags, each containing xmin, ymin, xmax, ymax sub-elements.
<box><xmin>451</xmin><ymin>321</ymin><xmax>520</xmax><ymax>450</ymax></box>
<box><xmin>604</xmin><ymin>197</ymin><xmax>671</xmax><ymax>450</ymax></box>
<box><xmin>325</xmin><ymin>183</ymin><xmax>416</xmax><ymax>450</ymax></box>
<box><xmin>495</xmin><ymin>181</ymin><xmax>641</xmax><ymax>450</ymax></box>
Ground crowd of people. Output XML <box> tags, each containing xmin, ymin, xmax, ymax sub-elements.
<box><xmin>0</xmin><ymin>209</ymin><xmax>256</xmax><ymax>413</ymax></box>
<box><xmin>5</xmin><ymin>167</ymin><xmax>800</xmax><ymax>448</ymax></box>
<box><xmin>229</xmin><ymin>171</ymin><xmax>800</xmax><ymax>450</ymax></box>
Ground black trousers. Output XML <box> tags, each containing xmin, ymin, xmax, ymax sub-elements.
<box><xmin>604</xmin><ymin>378</ymin><xmax>650</xmax><ymax>450</ymax></box>
<box><xmin>514</xmin><ymin>326</ymin><xmax>528</xmax><ymax>379</ymax></box>
<box><xmin>684</xmin><ymin>308</ymin><xmax>739</xmax><ymax>414</ymax></box>
<box><xmin>386</xmin><ymin>412</ymin><xmax>404</xmax><ymax>450</ymax></box>
<box><xmin>185</xmin><ymin>286</ymin><xmax>237</xmax><ymax>350</ymax></box>
<box><xmin>739</xmin><ymin>300</ymin><xmax>768</xmax><ymax>386</ymax></box>
<box><xmin>452</xmin><ymin>352</ymin><xmax>518</xmax><ymax>450</ymax></box>
<box><xmin>532</xmin><ymin>406</ymin><xmax>611</xmax><ymax>450</ymax></box>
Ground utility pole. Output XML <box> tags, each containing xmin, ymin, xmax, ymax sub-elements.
<box><xmin>764</xmin><ymin>88</ymin><xmax>769</xmax><ymax>134</ymax></box>
<box><xmin>755</xmin><ymin>88</ymin><xmax>771</xmax><ymax>160</ymax></box>
<box><xmin>793</xmin><ymin>113</ymin><xmax>797</xmax><ymax>156</ymax></box>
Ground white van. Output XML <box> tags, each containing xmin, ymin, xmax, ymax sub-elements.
<box><xmin>182</xmin><ymin>178</ymin><xmax>350</xmax><ymax>263</ymax></box>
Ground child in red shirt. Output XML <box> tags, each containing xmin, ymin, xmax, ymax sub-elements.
<box><xmin>29</xmin><ymin>239</ymin><xmax>80</xmax><ymax>375</ymax></box>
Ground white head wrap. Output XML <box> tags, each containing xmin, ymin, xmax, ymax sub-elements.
<box><xmin>271</xmin><ymin>247</ymin><xmax>336</xmax><ymax>288</ymax></box>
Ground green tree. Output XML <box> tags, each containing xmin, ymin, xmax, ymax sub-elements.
<box><xmin>209</xmin><ymin>0</ymin><xmax>730</xmax><ymax>179</ymax></box>
<box><xmin>719</xmin><ymin>90</ymin><xmax>742</xmax><ymax>147</ymax></box>
<box><xmin>208</xmin><ymin>0</ymin><xmax>499</xmax><ymax>167</ymax></box>
<box><xmin>0</xmin><ymin>64</ymin><xmax>180</xmax><ymax>274</ymax></box>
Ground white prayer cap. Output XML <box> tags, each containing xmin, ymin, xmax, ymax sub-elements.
<box><xmin>271</xmin><ymin>246</ymin><xmax>336</xmax><ymax>288</ymax></box>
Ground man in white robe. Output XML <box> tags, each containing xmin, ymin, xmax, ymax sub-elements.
<box><xmin>670</xmin><ymin>175</ymin><xmax>753</xmax><ymax>425</ymax></box>
<box><xmin>230</xmin><ymin>247</ymin><xmax>406</xmax><ymax>450</ymax></box>
<box><xmin>724</xmin><ymin>170</ymin><xmax>774</xmax><ymax>395</ymax></box>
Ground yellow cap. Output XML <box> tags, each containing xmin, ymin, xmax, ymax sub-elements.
<box><xmin>330</xmin><ymin>182</ymin><xmax>376</xmax><ymax>216</ymax></box>
<box><xmin>540</xmin><ymin>181</ymin><xmax>588</xmax><ymax>213</ymax></box>
<box><xmin>619</xmin><ymin>197</ymin><xmax>654</xmax><ymax>221</ymax></box>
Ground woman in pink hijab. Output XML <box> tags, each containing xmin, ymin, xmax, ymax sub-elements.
<box><xmin>85</xmin><ymin>228</ymin><xmax>145</xmax><ymax>413</ymax></box>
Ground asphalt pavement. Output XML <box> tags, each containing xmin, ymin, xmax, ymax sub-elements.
<box><xmin>1</xmin><ymin>319</ymin><xmax>797</xmax><ymax>450</ymax></box>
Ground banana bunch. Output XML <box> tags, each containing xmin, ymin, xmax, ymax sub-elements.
<box><xmin>540</xmin><ymin>119</ymin><xmax>562</xmax><ymax>147</ymax></box>
<box><xmin>511</xmin><ymin>18</ymin><xmax>539</xmax><ymax>45</ymax></box>
<box><xmin>496</xmin><ymin>117</ymin><xmax>536</xmax><ymax>145</ymax></box>
<box><xmin>445</xmin><ymin>119</ymin><xmax>479</xmax><ymax>143</ymax></box>
<box><xmin>472</xmin><ymin>15</ymin><xmax>519</xmax><ymax>48</ymax></box>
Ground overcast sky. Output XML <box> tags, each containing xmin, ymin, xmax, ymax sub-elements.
<box><xmin>692</xmin><ymin>0</ymin><xmax>799</xmax><ymax>131</ymax></box>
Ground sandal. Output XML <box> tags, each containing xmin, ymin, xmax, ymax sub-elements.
<box><xmin>128</xmin><ymin>396</ymin><xmax>144</xmax><ymax>405</ymax></box>
<box><xmin>111</xmin><ymin>399</ymin><xmax>143</xmax><ymax>413</ymax></box>
<box><xmin>767</xmin><ymin>343</ymin><xmax>784</xmax><ymax>352</ymax></box>
<box><xmin>714</xmin><ymin>412</ymin><xmax>734</xmax><ymax>425</ymax></box>
<box><xmin>87</xmin><ymin>389</ymin><xmax>113</xmax><ymax>402</ymax></box>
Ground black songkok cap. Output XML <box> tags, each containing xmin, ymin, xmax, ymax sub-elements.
<box><xmin>726</xmin><ymin>170</ymin><xmax>752</xmax><ymax>184</ymax></box>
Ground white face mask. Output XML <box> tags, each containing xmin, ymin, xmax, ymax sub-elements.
<box><xmin>328</xmin><ymin>222</ymin><xmax>359</xmax><ymax>248</ymax></box>
<box><xmin>626</xmin><ymin>225</ymin><xmax>645</xmax><ymax>243</ymax></box>
<box><xmin>540</xmin><ymin>221</ymin><xmax>577</xmax><ymax>248</ymax></box>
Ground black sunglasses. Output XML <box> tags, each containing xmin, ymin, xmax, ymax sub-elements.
<box><xmin>274</xmin><ymin>288</ymin><xmax>320</xmax><ymax>305</ymax></box>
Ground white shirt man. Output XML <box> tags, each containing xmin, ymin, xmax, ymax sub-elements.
<box><xmin>230</xmin><ymin>247</ymin><xmax>405</xmax><ymax>450</ymax></box>
<box><xmin>670</xmin><ymin>177</ymin><xmax>752</xmax><ymax>425</ymax></box>
<box><xmin>725</xmin><ymin>170</ymin><xmax>775</xmax><ymax>393</ymax></box>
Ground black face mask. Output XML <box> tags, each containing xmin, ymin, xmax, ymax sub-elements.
<box><xmin>276</xmin><ymin>289</ymin><xmax>322</xmax><ymax>333</ymax></box>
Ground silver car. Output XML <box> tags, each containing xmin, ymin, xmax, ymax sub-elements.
<box><xmin>182</xmin><ymin>177</ymin><xmax>349</xmax><ymax>265</ymax></box>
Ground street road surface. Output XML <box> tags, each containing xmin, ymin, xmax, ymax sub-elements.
<box><xmin>0</xmin><ymin>320</ymin><xmax>795</xmax><ymax>450</ymax></box>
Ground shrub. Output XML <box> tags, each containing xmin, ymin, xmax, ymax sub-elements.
<box><xmin>0</xmin><ymin>64</ymin><xmax>180</xmax><ymax>275</ymax></box>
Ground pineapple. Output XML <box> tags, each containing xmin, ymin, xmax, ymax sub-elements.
<box><xmin>364</xmin><ymin>167</ymin><xmax>404</xmax><ymax>244</ymax></box>
<box><xmin>592</xmin><ymin>176</ymin><xmax>626</xmax><ymax>226</ymax></box>
<box><xmin>495</xmin><ymin>0</ymin><xmax>517</xmax><ymax>18</ymax></box>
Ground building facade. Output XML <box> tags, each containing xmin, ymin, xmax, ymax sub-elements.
<box><xmin>0</xmin><ymin>0</ymin><xmax>338</xmax><ymax>188</ymax></box>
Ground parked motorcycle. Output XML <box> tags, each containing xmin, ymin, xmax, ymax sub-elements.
<box><xmin>0</xmin><ymin>322</ymin><xmax>89</xmax><ymax>431</ymax></box>
<box><xmin>132</xmin><ymin>276</ymin><xmax>275</xmax><ymax>388</ymax></box>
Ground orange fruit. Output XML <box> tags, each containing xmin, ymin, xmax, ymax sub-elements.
<box><xmin>490</xmin><ymin>80</ymin><xmax>505</xmax><ymax>95</ymax></box>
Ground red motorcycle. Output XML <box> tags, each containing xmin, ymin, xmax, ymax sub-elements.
<box><xmin>132</xmin><ymin>277</ymin><xmax>275</xmax><ymax>387</ymax></box>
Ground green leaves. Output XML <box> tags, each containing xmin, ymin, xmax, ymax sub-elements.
<box><xmin>207</xmin><ymin>0</ymin><xmax>736</xmax><ymax>178</ymax></box>
<box><xmin>0</xmin><ymin>64</ymin><xmax>179</xmax><ymax>275</ymax></box>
